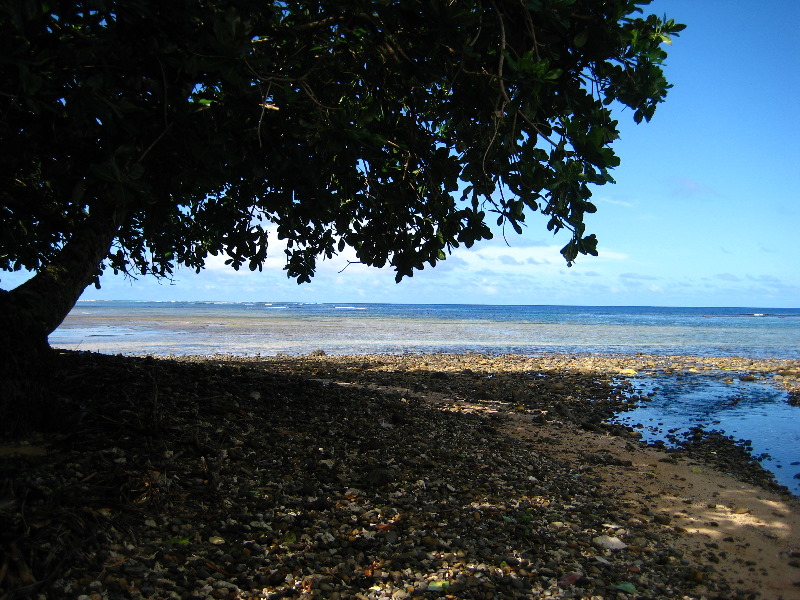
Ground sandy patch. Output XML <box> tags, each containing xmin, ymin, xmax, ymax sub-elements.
<box><xmin>450</xmin><ymin>392</ymin><xmax>800</xmax><ymax>599</ymax></box>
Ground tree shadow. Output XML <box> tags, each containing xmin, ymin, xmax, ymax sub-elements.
<box><xmin>1</xmin><ymin>352</ymin><xmax>794</xmax><ymax>599</ymax></box>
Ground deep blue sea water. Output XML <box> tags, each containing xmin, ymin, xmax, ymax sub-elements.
<box><xmin>51</xmin><ymin>301</ymin><xmax>800</xmax><ymax>494</ymax></box>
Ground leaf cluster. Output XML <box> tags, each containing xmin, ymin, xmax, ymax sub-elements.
<box><xmin>0</xmin><ymin>0</ymin><xmax>683</xmax><ymax>285</ymax></box>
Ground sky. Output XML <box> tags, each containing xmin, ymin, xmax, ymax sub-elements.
<box><xmin>3</xmin><ymin>1</ymin><xmax>799</xmax><ymax>308</ymax></box>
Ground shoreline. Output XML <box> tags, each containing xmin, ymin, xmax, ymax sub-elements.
<box><xmin>241</xmin><ymin>351</ymin><xmax>800</xmax><ymax>495</ymax></box>
<box><xmin>50</xmin><ymin>339</ymin><xmax>800</xmax><ymax>363</ymax></box>
<box><xmin>1</xmin><ymin>350</ymin><xmax>799</xmax><ymax>598</ymax></box>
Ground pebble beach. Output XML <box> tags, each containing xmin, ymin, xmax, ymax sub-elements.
<box><xmin>1</xmin><ymin>350</ymin><xmax>799</xmax><ymax>599</ymax></box>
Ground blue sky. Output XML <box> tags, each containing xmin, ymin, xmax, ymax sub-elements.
<box><xmin>4</xmin><ymin>1</ymin><xmax>798</xmax><ymax>307</ymax></box>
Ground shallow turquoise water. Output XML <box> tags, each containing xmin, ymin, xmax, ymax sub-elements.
<box><xmin>51</xmin><ymin>301</ymin><xmax>800</xmax><ymax>358</ymax></box>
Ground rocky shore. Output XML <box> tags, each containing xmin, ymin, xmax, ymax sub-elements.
<box><xmin>1</xmin><ymin>351</ymin><xmax>799</xmax><ymax>599</ymax></box>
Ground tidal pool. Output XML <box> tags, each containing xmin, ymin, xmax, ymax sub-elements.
<box><xmin>612</xmin><ymin>372</ymin><xmax>800</xmax><ymax>496</ymax></box>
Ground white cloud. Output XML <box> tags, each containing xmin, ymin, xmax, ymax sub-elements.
<box><xmin>595</xmin><ymin>195</ymin><xmax>637</xmax><ymax>208</ymax></box>
<box><xmin>445</xmin><ymin>241</ymin><xmax>628</xmax><ymax>275</ymax></box>
<box><xmin>499</xmin><ymin>255</ymin><xmax>524</xmax><ymax>266</ymax></box>
<box><xmin>747</xmin><ymin>274</ymin><xmax>780</xmax><ymax>283</ymax></box>
<box><xmin>619</xmin><ymin>272</ymin><xmax>659</xmax><ymax>281</ymax></box>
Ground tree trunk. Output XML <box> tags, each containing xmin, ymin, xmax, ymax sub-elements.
<box><xmin>0</xmin><ymin>296</ymin><xmax>55</xmax><ymax>434</ymax></box>
<box><xmin>0</xmin><ymin>202</ymin><xmax>127</xmax><ymax>435</ymax></box>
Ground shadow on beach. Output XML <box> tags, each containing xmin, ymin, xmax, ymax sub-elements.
<box><xmin>1</xmin><ymin>351</ymin><xmax>798</xmax><ymax>599</ymax></box>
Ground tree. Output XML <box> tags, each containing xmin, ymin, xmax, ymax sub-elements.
<box><xmin>0</xmin><ymin>0</ymin><xmax>683</xmax><ymax>420</ymax></box>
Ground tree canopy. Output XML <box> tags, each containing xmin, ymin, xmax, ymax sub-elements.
<box><xmin>0</xmin><ymin>0</ymin><xmax>682</xmax><ymax>342</ymax></box>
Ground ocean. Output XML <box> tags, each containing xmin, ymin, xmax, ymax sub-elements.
<box><xmin>50</xmin><ymin>301</ymin><xmax>800</xmax><ymax>495</ymax></box>
<box><xmin>51</xmin><ymin>301</ymin><xmax>800</xmax><ymax>358</ymax></box>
